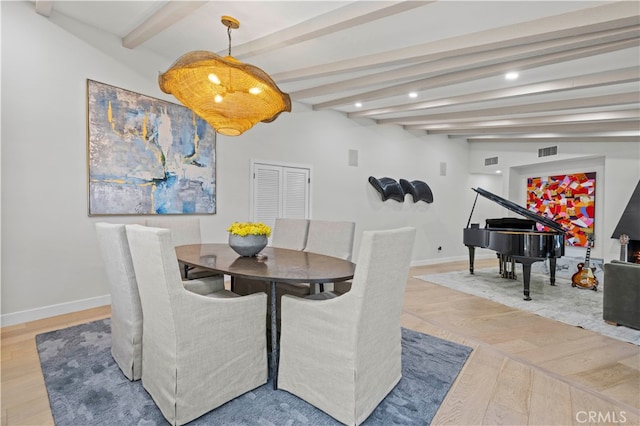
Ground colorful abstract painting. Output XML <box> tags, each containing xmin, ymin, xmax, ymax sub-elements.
<box><xmin>526</xmin><ymin>172</ymin><xmax>596</xmax><ymax>247</ymax></box>
<box><xmin>87</xmin><ymin>80</ymin><xmax>216</xmax><ymax>215</ymax></box>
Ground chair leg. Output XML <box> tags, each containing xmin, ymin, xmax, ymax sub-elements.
<box><xmin>309</xmin><ymin>283</ymin><xmax>325</xmax><ymax>294</ymax></box>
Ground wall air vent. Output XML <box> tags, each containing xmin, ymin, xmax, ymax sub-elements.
<box><xmin>484</xmin><ymin>156</ymin><xmax>498</xmax><ymax>166</ymax></box>
<box><xmin>538</xmin><ymin>146</ymin><xmax>558</xmax><ymax>157</ymax></box>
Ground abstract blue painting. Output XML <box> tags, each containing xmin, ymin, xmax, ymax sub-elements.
<box><xmin>87</xmin><ymin>80</ymin><xmax>216</xmax><ymax>215</ymax></box>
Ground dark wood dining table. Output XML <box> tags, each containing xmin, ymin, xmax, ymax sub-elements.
<box><xmin>175</xmin><ymin>243</ymin><xmax>356</xmax><ymax>388</ymax></box>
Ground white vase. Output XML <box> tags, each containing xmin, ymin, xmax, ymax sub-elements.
<box><xmin>228</xmin><ymin>234</ymin><xmax>268</xmax><ymax>257</ymax></box>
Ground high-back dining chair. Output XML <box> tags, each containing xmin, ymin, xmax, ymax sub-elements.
<box><xmin>304</xmin><ymin>219</ymin><xmax>355</xmax><ymax>293</ymax></box>
<box><xmin>145</xmin><ymin>217</ymin><xmax>223</xmax><ymax>282</ymax></box>
<box><xmin>234</xmin><ymin>218</ymin><xmax>310</xmax><ymax>297</ymax></box>
<box><xmin>125</xmin><ymin>224</ymin><xmax>268</xmax><ymax>426</ymax></box>
<box><xmin>272</xmin><ymin>218</ymin><xmax>309</xmax><ymax>250</ymax></box>
<box><xmin>95</xmin><ymin>222</ymin><xmax>230</xmax><ymax>381</ymax></box>
<box><xmin>277</xmin><ymin>227</ymin><xmax>416</xmax><ymax>425</ymax></box>
<box><xmin>95</xmin><ymin>223</ymin><xmax>143</xmax><ymax>381</ymax></box>
<box><xmin>304</xmin><ymin>219</ymin><xmax>355</xmax><ymax>260</ymax></box>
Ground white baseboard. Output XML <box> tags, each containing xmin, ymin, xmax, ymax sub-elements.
<box><xmin>411</xmin><ymin>253</ymin><xmax>494</xmax><ymax>267</ymax></box>
<box><xmin>0</xmin><ymin>254</ymin><xmax>492</xmax><ymax>327</ymax></box>
<box><xmin>1</xmin><ymin>294</ymin><xmax>111</xmax><ymax>327</ymax></box>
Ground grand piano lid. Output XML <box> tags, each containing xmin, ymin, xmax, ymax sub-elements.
<box><xmin>472</xmin><ymin>187</ymin><xmax>566</xmax><ymax>233</ymax></box>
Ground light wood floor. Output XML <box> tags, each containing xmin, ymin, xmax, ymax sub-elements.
<box><xmin>2</xmin><ymin>259</ymin><xmax>639</xmax><ymax>425</ymax></box>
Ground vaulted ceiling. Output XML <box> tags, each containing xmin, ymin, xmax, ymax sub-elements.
<box><xmin>34</xmin><ymin>1</ymin><xmax>639</xmax><ymax>142</ymax></box>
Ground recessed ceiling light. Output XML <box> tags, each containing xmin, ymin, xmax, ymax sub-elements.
<box><xmin>355</xmin><ymin>102</ymin><xmax>362</xmax><ymax>108</ymax></box>
<box><xmin>505</xmin><ymin>72</ymin><xmax>519</xmax><ymax>80</ymax></box>
<box><xmin>409</xmin><ymin>92</ymin><xmax>418</xmax><ymax>98</ymax></box>
<box><xmin>496</xmin><ymin>170</ymin><xmax>502</xmax><ymax>174</ymax></box>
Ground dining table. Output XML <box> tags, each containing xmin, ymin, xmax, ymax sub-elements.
<box><xmin>175</xmin><ymin>243</ymin><xmax>356</xmax><ymax>389</ymax></box>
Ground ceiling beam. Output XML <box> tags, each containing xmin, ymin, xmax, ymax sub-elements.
<box><xmin>377</xmin><ymin>93</ymin><xmax>640</xmax><ymax>125</ymax></box>
<box><xmin>291</xmin><ymin>26</ymin><xmax>639</xmax><ymax>100</ymax></box>
<box><xmin>122</xmin><ymin>1</ymin><xmax>208</xmax><ymax>49</ymax></box>
<box><xmin>405</xmin><ymin>109</ymin><xmax>639</xmax><ymax>131</ymax></box>
<box><xmin>272</xmin><ymin>1</ymin><xmax>639</xmax><ymax>83</ymax></box>
<box><xmin>347</xmin><ymin>67</ymin><xmax>640</xmax><ymax>118</ymax></box>
<box><xmin>312</xmin><ymin>38</ymin><xmax>638</xmax><ymax>109</ymax></box>
<box><xmin>465</xmin><ymin>136</ymin><xmax>640</xmax><ymax>143</ymax></box>
<box><xmin>424</xmin><ymin>120</ymin><xmax>639</xmax><ymax>135</ymax></box>
<box><xmin>226</xmin><ymin>1</ymin><xmax>434</xmax><ymax>59</ymax></box>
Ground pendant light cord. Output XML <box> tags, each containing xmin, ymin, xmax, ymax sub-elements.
<box><xmin>227</xmin><ymin>25</ymin><xmax>232</xmax><ymax>56</ymax></box>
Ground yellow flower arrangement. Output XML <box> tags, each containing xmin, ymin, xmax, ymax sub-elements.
<box><xmin>227</xmin><ymin>221</ymin><xmax>272</xmax><ymax>237</ymax></box>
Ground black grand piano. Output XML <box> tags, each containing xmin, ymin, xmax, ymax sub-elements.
<box><xmin>463</xmin><ymin>187</ymin><xmax>566</xmax><ymax>300</ymax></box>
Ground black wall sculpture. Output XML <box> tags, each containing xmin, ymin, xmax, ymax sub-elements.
<box><xmin>368</xmin><ymin>177</ymin><xmax>405</xmax><ymax>202</ymax></box>
<box><xmin>400</xmin><ymin>179</ymin><xmax>434</xmax><ymax>203</ymax></box>
<box><xmin>369</xmin><ymin>176</ymin><xmax>434</xmax><ymax>203</ymax></box>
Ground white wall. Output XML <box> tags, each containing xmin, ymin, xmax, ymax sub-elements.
<box><xmin>469</xmin><ymin>141</ymin><xmax>640</xmax><ymax>262</ymax></box>
<box><xmin>3</xmin><ymin>2</ymin><xmax>638</xmax><ymax>325</ymax></box>
<box><xmin>1</xmin><ymin>2</ymin><xmax>474</xmax><ymax>324</ymax></box>
<box><xmin>221</xmin><ymin>105</ymin><xmax>473</xmax><ymax>262</ymax></box>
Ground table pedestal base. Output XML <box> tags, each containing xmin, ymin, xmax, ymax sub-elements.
<box><xmin>270</xmin><ymin>281</ymin><xmax>278</xmax><ymax>389</ymax></box>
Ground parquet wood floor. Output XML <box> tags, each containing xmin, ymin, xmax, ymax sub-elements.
<box><xmin>410</xmin><ymin>260</ymin><xmax>639</xmax><ymax>426</ymax></box>
<box><xmin>2</xmin><ymin>260</ymin><xmax>638</xmax><ymax>425</ymax></box>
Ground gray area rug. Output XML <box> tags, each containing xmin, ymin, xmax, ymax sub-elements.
<box><xmin>416</xmin><ymin>267</ymin><xmax>640</xmax><ymax>345</ymax></box>
<box><xmin>37</xmin><ymin>319</ymin><xmax>472</xmax><ymax>425</ymax></box>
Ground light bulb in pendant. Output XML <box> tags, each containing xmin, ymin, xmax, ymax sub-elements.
<box><xmin>208</xmin><ymin>73</ymin><xmax>221</xmax><ymax>85</ymax></box>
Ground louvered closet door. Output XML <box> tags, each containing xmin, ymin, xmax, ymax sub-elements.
<box><xmin>282</xmin><ymin>167</ymin><xmax>309</xmax><ymax>219</ymax></box>
<box><xmin>251</xmin><ymin>163</ymin><xmax>310</xmax><ymax>232</ymax></box>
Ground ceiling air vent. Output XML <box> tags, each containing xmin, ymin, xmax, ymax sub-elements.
<box><xmin>484</xmin><ymin>156</ymin><xmax>498</xmax><ymax>166</ymax></box>
<box><xmin>538</xmin><ymin>146</ymin><xmax>558</xmax><ymax>157</ymax></box>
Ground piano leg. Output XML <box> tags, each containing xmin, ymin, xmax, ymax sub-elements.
<box><xmin>521</xmin><ymin>262</ymin><xmax>533</xmax><ymax>301</ymax></box>
<box><xmin>549</xmin><ymin>257</ymin><xmax>557</xmax><ymax>286</ymax></box>
<box><xmin>467</xmin><ymin>246</ymin><xmax>475</xmax><ymax>274</ymax></box>
<box><xmin>514</xmin><ymin>258</ymin><xmax>537</xmax><ymax>301</ymax></box>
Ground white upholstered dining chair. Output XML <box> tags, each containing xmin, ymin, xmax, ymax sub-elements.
<box><xmin>304</xmin><ymin>219</ymin><xmax>355</xmax><ymax>293</ymax></box>
<box><xmin>304</xmin><ymin>219</ymin><xmax>355</xmax><ymax>260</ymax></box>
<box><xmin>125</xmin><ymin>224</ymin><xmax>267</xmax><ymax>425</ymax></box>
<box><xmin>94</xmin><ymin>222</ymin><xmax>143</xmax><ymax>381</ymax></box>
<box><xmin>272</xmin><ymin>217</ymin><xmax>309</xmax><ymax>250</ymax></box>
<box><xmin>95</xmin><ymin>223</ymin><xmax>229</xmax><ymax>381</ymax></box>
<box><xmin>145</xmin><ymin>217</ymin><xmax>223</xmax><ymax>282</ymax></box>
<box><xmin>277</xmin><ymin>227</ymin><xmax>416</xmax><ymax>425</ymax></box>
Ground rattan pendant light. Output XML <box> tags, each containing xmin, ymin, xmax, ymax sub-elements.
<box><xmin>159</xmin><ymin>16</ymin><xmax>291</xmax><ymax>136</ymax></box>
